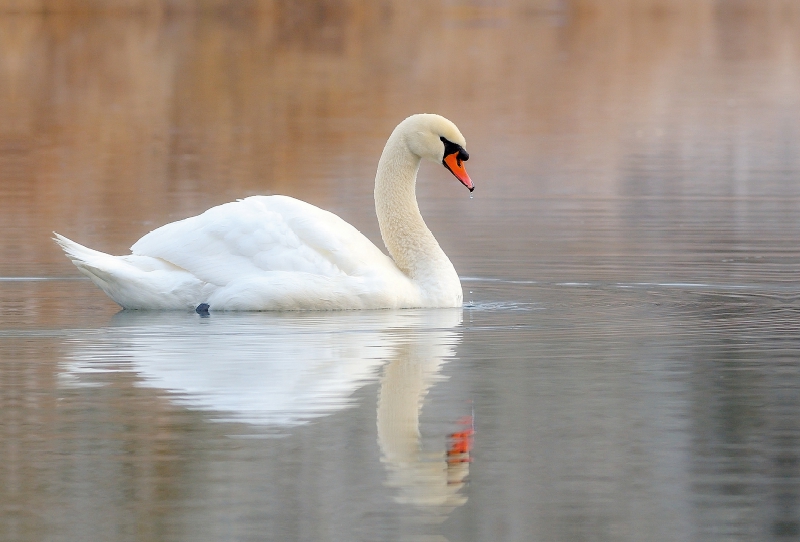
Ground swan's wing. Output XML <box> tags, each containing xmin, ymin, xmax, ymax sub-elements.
<box><xmin>131</xmin><ymin>195</ymin><xmax>397</xmax><ymax>286</ymax></box>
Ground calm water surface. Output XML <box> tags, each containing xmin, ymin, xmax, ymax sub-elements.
<box><xmin>2</xmin><ymin>2</ymin><xmax>800</xmax><ymax>541</ymax></box>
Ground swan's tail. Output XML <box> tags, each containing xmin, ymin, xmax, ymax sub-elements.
<box><xmin>53</xmin><ymin>232</ymin><xmax>130</xmax><ymax>304</ymax></box>
<box><xmin>53</xmin><ymin>233</ymin><xmax>204</xmax><ymax>309</ymax></box>
<box><xmin>53</xmin><ymin>232</ymin><xmax>115</xmax><ymax>266</ymax></box>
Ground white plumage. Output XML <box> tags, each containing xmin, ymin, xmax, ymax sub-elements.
<box><xmin>54</xmin><ymin>114</ymin><xmax>474</xmax><ymax>311</ymax></box>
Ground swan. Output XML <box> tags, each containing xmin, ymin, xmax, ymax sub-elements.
<box><xmin>54</xmin><ymin>114</ymin><xmax>474</xmax><ymax>310</ymax></box>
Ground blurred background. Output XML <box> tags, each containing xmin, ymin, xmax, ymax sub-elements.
<box><xmin>2</xmin><ymin>1</ymin><xmax>800</xmax><ymax>541</ymax></box>
<box><xmin>3</xmin><ymin>0</ymin><xmax>799</xmax><ymax>284</ymax></box>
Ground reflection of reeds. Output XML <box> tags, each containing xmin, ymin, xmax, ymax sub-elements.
<box><xmin>1</xmin><ymin>0</ymin><xmax>799</xmax><ymax>280</ymax></box>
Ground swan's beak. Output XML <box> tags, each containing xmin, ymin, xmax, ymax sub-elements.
<box><xmin>443</xmin><ymin>153</ymin><xmax>474</xmax><ymax>192</ymax></box>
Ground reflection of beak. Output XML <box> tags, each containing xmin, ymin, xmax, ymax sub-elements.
<box><xmin>447</xmin><ymin>415</ymin><xmax>474</xmax><ymax>466</ymax></box>
<box><xmin>443</xmin><ymin>153</ymin><xmax>474</xmax><ymax>192</ymax></box>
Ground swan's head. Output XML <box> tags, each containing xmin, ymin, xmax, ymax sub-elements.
<box><xmin>400</xmin><ymin>114</ymin><xmax>474</xmax><ymax>192</ymax></box>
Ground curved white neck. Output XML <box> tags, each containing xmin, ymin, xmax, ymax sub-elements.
<box><xmin>373</xmin><ymin>134</ymin><xmax>452</xmax><ymax>281</ymax></box>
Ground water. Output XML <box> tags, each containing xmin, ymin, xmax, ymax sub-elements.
<box><xmin>2</xmin><ymin>1</ymin><xmax>800</xmax><ymax>541</ymax></box>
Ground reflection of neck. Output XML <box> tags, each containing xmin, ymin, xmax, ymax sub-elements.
<box><xmin>377</xmin><ymin>342</ymin><xmax>435</xmax><ymax>462</ymax></box>
<box><xmin>376</xmin><ymin>329</ymin><xmax>468</xmax><ymax>511</ymax></box>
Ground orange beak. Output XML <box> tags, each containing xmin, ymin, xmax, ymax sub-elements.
<box><xmin>443</xmin><ymin>153</ymin><xmax>474</xmax><ymax>192</ymax></box>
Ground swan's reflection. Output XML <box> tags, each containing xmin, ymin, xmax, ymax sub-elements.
<box><xmin>62</xmin><ymin>308</ymin><xmax>470</xmax><ymax>516</ymax></box>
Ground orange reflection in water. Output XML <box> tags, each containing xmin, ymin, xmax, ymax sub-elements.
<box><xmin>2</xmin><ymin>1</ymin><xmax>798</xmax><ymax>283</ymax></box>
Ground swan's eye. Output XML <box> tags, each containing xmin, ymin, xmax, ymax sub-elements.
<box><xmin>440</xmin><ymin>136</ymin><xmax>468</xmax><ymax>162</ymax></box>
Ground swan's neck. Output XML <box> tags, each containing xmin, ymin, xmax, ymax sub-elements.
<box><xmin>374</xmin><ymin>136</ymin><xmax>454</xmax><ymax>283</ymax></box>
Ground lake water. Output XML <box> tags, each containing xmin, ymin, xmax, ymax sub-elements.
<box><xmin>2</xmin><ymin>2</ymin><xmax>800</xmax><ymax>541</ymax></box>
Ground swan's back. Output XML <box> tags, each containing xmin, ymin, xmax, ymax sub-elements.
<box><xmin>132</xmin><ymin>195</ymin><xmax>399</xmax><ymax>287</ymax></box>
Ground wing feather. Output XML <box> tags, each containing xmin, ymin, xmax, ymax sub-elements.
<box><xmin>131</xmin><ymin>196</ymin><xmax>397</xmax><ymax>287</ymax></box>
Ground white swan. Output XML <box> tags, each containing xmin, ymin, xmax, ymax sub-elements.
<box><xmin>54</xmin><ymin>114</ymin><xmax>474</xmax><ymax>311</ymax></box>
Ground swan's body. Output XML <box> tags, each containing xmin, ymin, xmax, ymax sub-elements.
<box><xmin>54</xmin><ymin>114</ymin><xmax>474</xmax><ymax>311</ymax></box>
